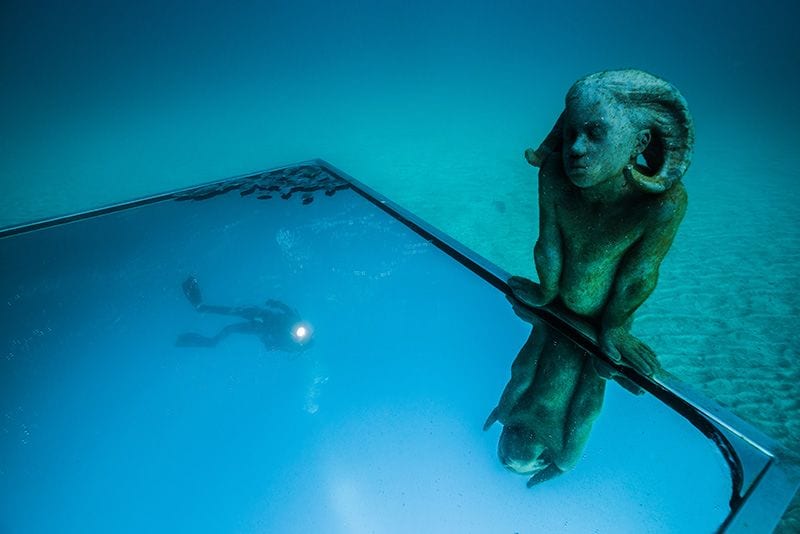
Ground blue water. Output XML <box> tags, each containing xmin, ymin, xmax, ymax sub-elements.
<box><xmin>1</xmin><ymin>0</ymin><xmax>799</xmax><ymax>530</ymax></box>
<box><xmin>2</xmin><ymin>0</ymin><xmax>798</xmax><ymax>224</ymax></box>
<box><xmin>0</xmin><ymin>184</ymin><xmax>737</xmax><ymax>532</ymax></box>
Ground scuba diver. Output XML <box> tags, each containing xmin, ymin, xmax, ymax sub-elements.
<box><xmin>176</xmin><ymin>276</ymin><xmax>314</xmax><ymax>354</ymax></box>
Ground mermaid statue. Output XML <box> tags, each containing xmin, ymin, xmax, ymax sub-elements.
<box><xmin>510</xmin><ymin>69</ymin><xmax>693</xmax><ymax>376</ymax></box>
<box><xmin>486</xmin><ymin>69</ymin><xmax>693</xmax><ymax>486</ymax></box>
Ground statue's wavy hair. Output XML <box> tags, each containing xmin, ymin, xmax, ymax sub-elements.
<box><xmin>534</xmin><ymin>69</ymin><xmax>695</xmax><ymax>193</ymax></box>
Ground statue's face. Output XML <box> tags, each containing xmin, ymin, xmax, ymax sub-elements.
<box><xmin>498</xmin><ymin>426</ymin><xmax>551</xmax><ymax>475</ymax></box>
<box><xmin>562</xmin><ymin>88</ymin><xmax>639</xmax><ymax>188</ymax></box>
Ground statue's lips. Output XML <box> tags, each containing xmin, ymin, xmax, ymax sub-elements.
<box><xmin>502</xmin><ymin>456</ymin><xmax>550</xmax><ymax>475</ymax></box>
<box><xmin>566</xmin><ymin>165</ymin><xmax>588</xmax><ymax>176</ymax></box>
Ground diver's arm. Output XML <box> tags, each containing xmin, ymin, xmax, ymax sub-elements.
<box><xmin>263</xmin><ymin>299</ymin><xmax>294</xmax><ymax>314</ymax></box>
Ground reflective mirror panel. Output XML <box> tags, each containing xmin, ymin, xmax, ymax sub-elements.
<box><xmin>0</xmin><ymin>164</ymin><xmax>759</xmax><ymax>533</ymax></box>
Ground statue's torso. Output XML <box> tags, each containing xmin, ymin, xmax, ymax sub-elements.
<box><xmin>541</xmin><ymin>158</ymin><xmax>652</xmax><ymax>319</ymax></box>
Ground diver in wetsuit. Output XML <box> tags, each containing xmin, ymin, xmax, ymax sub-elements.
<box><xmin>176</xmin><ymin>277</ymin><xmax>313</xmax><ymax>353</ymax></box>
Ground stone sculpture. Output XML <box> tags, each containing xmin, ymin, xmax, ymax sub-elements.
<box><xmin>510</xmin><ymin>69</ymin><xmax>693</xmax><ymax>375</ymax></box>
<box><xmin>485</xmin><ymin>310</ymin><xmax>607</xmax><ymax>486</ymax></box>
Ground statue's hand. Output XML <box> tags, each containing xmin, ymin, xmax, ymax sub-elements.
<box><xmin>599</xmin><ymin>327</ymin><xmax>660</xmax><ymax>376</ymax></box>
<box><xmin>591</xmin><ymin>358</ymin><xmax>645</xmax><ymax>396</ymax></box>
<box><xmin>508</xmin><ymin>276</ymin><xmax>548</xmax><ymax>308</ymax></box>
<box><xmin>524</xmin><ymin>148</ymin><xmax>543</xmax><ymax>167</ymax></box>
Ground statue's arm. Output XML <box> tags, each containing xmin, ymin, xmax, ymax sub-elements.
<box><xmin>533</xmin><ymin>172</ymin><xmax>562</xmax><ymax>304</ymax></box>
<box><xmin>598</xmin><ymin>189</ymin><xmax>686</xmax><ymax>376</ymax></box>
<box><xmin>601</xmin><ymin>186</ymin><xmax>688</xmax><ymax>330</ymax></box>
<box><xmin>483</xmin><ymin>324</ymin><xmax>549</xmax><ymax>430</ymax></box>
<box><xmin>557</xmin><ymin>360</ymin><xmax>606</xmax><ymax>472</ymax></box>
<box><xmin>509</xmin><ymin>165</ymin><xmax>562</xmax><ymax>307</ymax></box>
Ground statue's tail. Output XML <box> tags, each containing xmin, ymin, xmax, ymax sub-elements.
<box><xmin>182</xmin><ymin>276</ymin><xmax>203</xmax><ymax>309</ymax></box>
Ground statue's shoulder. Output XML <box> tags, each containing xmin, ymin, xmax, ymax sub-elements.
<box><xmin>538</xmin><ymin>152</ymin><xmax>568</xmax><ymax>195</ymax></box>
<box><xmin>646</xmin><ymin>181</ymin><xmax>688</xmax><ymax>225</ymax></box>
<box><xmin>667</xmin><ymin>180</ymin><xmax>688</xmax><ymax>202</ymax></box>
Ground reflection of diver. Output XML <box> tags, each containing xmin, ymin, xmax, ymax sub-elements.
<box><xmin>176</xmin><ymin>277</ymin><xmax>314</xmax><ymax>353</ymax></box>
<box><xmin>484</xmin><ymin>302</ymin><xmax>609</xmax><ymax>487</ymax></box>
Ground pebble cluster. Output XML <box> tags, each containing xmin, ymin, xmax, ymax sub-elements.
<box><xmin>174</xmin><ymin>164</ymin><xmax>350</xmax><ymax>205</ymax></box>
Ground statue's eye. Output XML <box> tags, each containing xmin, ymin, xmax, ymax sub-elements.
<box><xmin>587</xmin><ymin>126</ymin><xmax>604</xmax><ymax>140</ymax></box>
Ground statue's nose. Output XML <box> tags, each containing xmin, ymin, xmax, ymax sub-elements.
<box><xmin>568</xmin><ymin>134</ymin><xmax>588</xmax><ymax>157</ymax></box>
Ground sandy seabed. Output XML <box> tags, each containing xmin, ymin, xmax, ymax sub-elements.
<box><xmin>640</xmin><ymin>174</ymin><xmax>800</xmax><ymax>533</ymax></box>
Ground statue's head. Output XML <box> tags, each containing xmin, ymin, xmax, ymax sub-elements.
<box><xmin>533</xmin><ymin>69</ymin><xmax>695</xmax><ymax>193</ymax></box>
<box><xmin>498</xmin><ymin>425</ymin><xmax>552</xmax><ymax>475</ymax></box>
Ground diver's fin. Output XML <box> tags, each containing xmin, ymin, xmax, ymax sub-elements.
<box><xmin>182</xmin><ymin>276</ymin><xmax>203</xmax><ymax>308</ymax></box>
<box><xmin>175</xmin><ymin>332</ymin><xmax>216</xmax><ymax>347</ymax></box>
